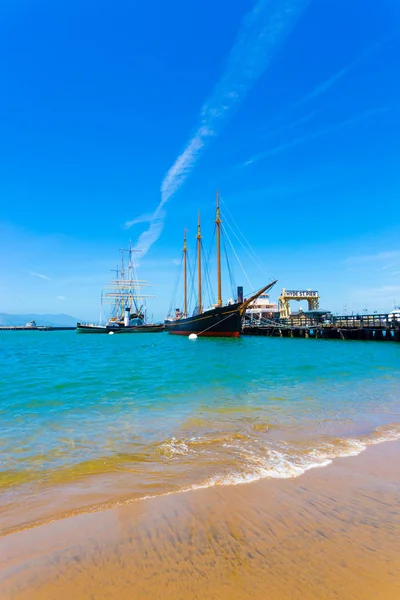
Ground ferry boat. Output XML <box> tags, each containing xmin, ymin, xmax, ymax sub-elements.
<box><xmin>388</xmin><ymin>307</ymin><xmax>400</xmax><ymax>323</ymax></box>
<box><xmin>246</xmin><ymin>293</ymin><xmax>278</xmax><ymax>322</ymax></box>
<box><xmin>77</xmin><ymin>242</ymin><xmax>164</xmax><ymax>334</ymax></box>
<box><xmin>165</xmin><ymin>191</ymin><xmax>277</xmax><ymax>337</ymax></box>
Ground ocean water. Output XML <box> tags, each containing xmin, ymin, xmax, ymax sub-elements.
<box><xmin>1</xmin><ymin>331</ymin><xmax>399</xmax><ymax>535</ymax></box>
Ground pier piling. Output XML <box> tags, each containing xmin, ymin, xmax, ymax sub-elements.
<box><xmin>242</xmin><ymin>313</ymin><xmax>400</xmax><ymax>342</ymax></box>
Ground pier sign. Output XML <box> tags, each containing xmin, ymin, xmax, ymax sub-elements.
<box><xmin>284</xmin><ymin>290</ymin><xmax>319</xmax><ymax>298</ymax></box>
<box><xmin>278</xmin><ymin>289</ymin><xmax>320</xmax><ymax>318</ymax></box>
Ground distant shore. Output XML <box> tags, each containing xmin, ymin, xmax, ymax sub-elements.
<box><xmin>0</xmin><ymin>326</ymin><xmax>76</xmax><ymax>331</ymax></box>
<box><xmin>1</xmin><ymin>440</ymin><xmax>399</xmax><ymax>600</ymax></box>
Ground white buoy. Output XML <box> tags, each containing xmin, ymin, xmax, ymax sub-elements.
<box><xmin>188</xmin><ymin>333</ymin><xmax>197</xmax><ymax>340</ymax></box>
<box><xmin>109</xmin><ymin>331</ymin><xmax>115</xmax><ymax>335</ymax></box>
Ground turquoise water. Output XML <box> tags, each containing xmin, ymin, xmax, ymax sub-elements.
<box><xmin>1</xmin><ymin>331</ymin><xmax>399</xmax><ymax>534</ymax></box>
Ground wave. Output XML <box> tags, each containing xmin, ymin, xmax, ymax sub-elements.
<box><xmin>156</xmin><ymin>423</ymin><xmax>400</xmax><ymax>487</ymax></box>
<box><xmin>2</xmin><ymin>423</ymin><xmax>399</xmax><ymax>538</ymax></box>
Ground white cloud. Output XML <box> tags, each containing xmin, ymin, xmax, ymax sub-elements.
<box><xmin>345</xmin><ymin>250</ymin><xmax>400</xmax><ymax>265</ymax></box>
<box><xmin>346</xmin><ymin>285</ymin><xmax>400</xmax><ymax>312</ymax></box>
<box><xmin>376</xmin><ymin>285</ymin><xmax>400</xmax><ymax>293</ymax></box>
<box><xmin>57</xmin><ymin>295</ymin><xmax>66</xmax><ymax>301</ymax></box>
<box><xmin>29</xmin><ymin>271</ymin><xmax>51</xmax><ymax>281</ymax></box>
<box><xmin>127</xmin><ymin>0</ymin><xmax>310</xmax><ymax>260</ymax></box>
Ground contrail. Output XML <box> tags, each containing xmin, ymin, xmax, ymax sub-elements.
<box><xmin>297</xmin><ymin>61</ymin><xmax>359</xmax><ymax>105</ymax></box>
<box><xmin>127</xmin><ymin>0</ymin><xmax>310</xmax><ymax>259</ymax></box>
<box><xmin>244</xmin><ymin>106</ymin><xmax>389</xmax><ymax>165</ymax></box>
<box><xmin>296</xmin><ymin>33</ymin><xmax>397</xmax><ymax>106</ymax></box>
<box><xmin>29</xmin><ymin>271</ymin><xmax>51</xmax><ymax>281</ymax></box>
<box><xmin>253</xmin><ymin>31</ymin><xmax>397</xmax><ymax>143</ymax></box>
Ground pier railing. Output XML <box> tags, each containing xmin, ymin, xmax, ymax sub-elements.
<box><xmin>290</xmin><ymin>314</ymin><xmax>398</xmax><ymax>329</ymax></box>
<box><xmin>242</xmin><ymin>313</ymin><xmax>400</xmax><ymax>341</ymax></box>
<box><xmin>245</xmin><ymin>313</ymin><xmax>400</xmax><ymax>329</ymax></box>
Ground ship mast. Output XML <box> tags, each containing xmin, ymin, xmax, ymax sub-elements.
<box><xmin>110</xmin><ymin>265</ymin><xmax>120</xmax><ymax>319</ymax></box>
<box><xmin>119</xmin><ymin>248</ymin><xmax>126</xmax><ymax>315</ymax></box>
<box><xmin>215</xmin><ymin>189</ymin><xmax>222</xmax><ymax>307</ymax></box>
<box><xmin>128</xmin><ymin>240</ymin><xmax>135</xmax><ymax>313</ymax></box>
<box><xmin>128</xmin><ymin>240</ymin><xmax>133</xmax><ymax>282</ymax></box>
<box><xmin>111</xmin><ymin>265</ymin><xmax>120</xmax><ymax>279</ymax></box>
<box><xmin>183</xmin><ymin>227</ymin><xmax>188</xmax><ymax>317</ymax></box>
<box><xmin>197</xmin><ymin>211</ymin><xmax>202</xmax><ymax>314</ymax></box>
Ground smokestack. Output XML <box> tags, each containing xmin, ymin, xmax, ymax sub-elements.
<box><xmin>124</xmin><ymin>308</ymin><xmax>130</xmax><ymax>327</ymax></box>
<box><xmin>237</xmin><ymin>286</ymin><xmax>243</xmax><ymax>303</ymax></box>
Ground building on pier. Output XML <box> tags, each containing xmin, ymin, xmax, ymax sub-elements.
<box><xmin>246</xmin><ymin>293</ymin><xmax>278</xmax><ymax>321</ymax></box>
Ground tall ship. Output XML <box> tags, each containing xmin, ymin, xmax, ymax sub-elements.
<box><xmin>77</xmin><ymin>242</ymin><xmax>164</xmax><ymax>334</ymax></box>
<box><xmin>165</xmin><ymin>191</ymin><xmax>277</xmax><ymax>337</ymax></box>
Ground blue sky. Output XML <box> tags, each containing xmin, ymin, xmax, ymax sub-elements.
<box><xmin>1</xmin><ymin>0</ymin><xmax>399</xmax><ymax>320</ymax></box>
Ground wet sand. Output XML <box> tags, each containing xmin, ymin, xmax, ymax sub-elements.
<box><xmin>1</xmin><ymin>441</ymin><xmax>399</xmax><ymax>600</ymax></box>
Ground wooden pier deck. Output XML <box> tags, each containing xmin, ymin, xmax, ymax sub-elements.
<box><xmin>242</xmin><ymin>314</ymin><xmax>400</xmax><ymax>342</ymax></box>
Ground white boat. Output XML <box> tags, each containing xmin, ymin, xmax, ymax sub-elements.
<box><xmin>245</xmin><ymin>293</ymin><xmax>278</xmax><ymax>322</ymax></box>
<box><xmin>388</xmin><ymin>308</ymin><xmax>400</xmax><ymax>323</ymax></box>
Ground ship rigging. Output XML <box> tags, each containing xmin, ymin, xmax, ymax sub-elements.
<box><xmin>165</xmin><ymin>191</ymin><xmax>277</xmax><ymax>337</ymax></box>
<box><xmin>77</xmin><ymin>241</ymin><xmax>163</xmax><ymax>334</ymax></box>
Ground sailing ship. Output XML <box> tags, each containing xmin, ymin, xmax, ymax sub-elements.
<box><xmin>77</xmin><ymin>242</ymin><xmax>164</xmax><ymax>334</ymax></box>
<box><xmin>165</xmin><ymin>191</ymin><xmax>277</xmax><ymax>337</ymax></box>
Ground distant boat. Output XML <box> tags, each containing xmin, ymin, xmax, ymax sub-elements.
<box><xmin>246</xmin><ymin>293</ymin><xmax>278</xmax><ymax>322</ymax></box>
<box><xmin>388</xmin><ymin>308</ymin><xmax>400</xmax><ymax>323</ymax></box>
<box><xmin>165</xmin><ymin>191</ymin><xmax>277</xmax><ymax>338</ymax></box>
<box><xmin>77</xmin><ymin>242</ymin><xmax>164</xmax><ymax>334</ymax></box>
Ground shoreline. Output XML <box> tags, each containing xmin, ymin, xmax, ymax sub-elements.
<box><xmin>2</xmin><ymin>420</ymin><xmax>399</xmax><ymax>538</ymax></box>
<box><xmin>1</xmin><ymin>440</ymin><xmax>400</xmax><ymax>599</ymax></box>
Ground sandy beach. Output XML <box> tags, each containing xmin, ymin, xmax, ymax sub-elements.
<box><xmin>3</xmin><ymin>1</ymin><xmax>400</xmax><ymax>598</ymax></box>
<box><xmin>1</xmin><ymin>440</ymin><xmax>399</xmax><ymax>600</ymax></box>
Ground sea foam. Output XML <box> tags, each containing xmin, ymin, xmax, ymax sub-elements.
<box><xmin>156</xmin><ymin>423</ymin><xmax>400</xmax><ymax>491</ymax></box>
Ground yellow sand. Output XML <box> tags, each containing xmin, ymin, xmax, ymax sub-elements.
<box><xmin>1</xmin><ymin>441</ymin><xmax>399</xmax><ymax>599</ymax></box>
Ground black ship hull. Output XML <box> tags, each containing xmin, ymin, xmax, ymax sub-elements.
<box><xmin>76</xmin><ymin>323</ymin><xmax>164</xmax><ymax>334</ymax></box>
<box><xmin>164</xmin><ymin>303</ymin><xmax>242</xmax><ymax>337</ymax></box>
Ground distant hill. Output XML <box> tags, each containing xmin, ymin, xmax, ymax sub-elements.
<box><xmin>0</xmin><ymin>313</ymin><xmax>80</xmax><ymax>327</ymax></box>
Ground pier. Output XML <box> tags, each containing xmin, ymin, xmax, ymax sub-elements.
<box><xmin>242</xmin><ymin>313</ymin><xmax>400</xmax><ymax>342</ymax></box>
<box><xmin>0</xmin><ymin>326</ymin><xmax>76</xmax><ymax>331</ymax></box>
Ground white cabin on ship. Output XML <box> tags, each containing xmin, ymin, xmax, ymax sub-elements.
<box><xmin>246</xmin><ymin>293</ymin><xmax>278</xmax><ymax>321</ymax></box>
